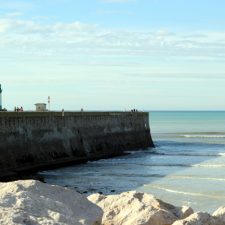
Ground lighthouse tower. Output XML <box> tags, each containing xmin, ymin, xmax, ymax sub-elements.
<box><xmin>0</xmin><ymin>84</ymin><xmax>2</xmax><ymax>110</ymax></box>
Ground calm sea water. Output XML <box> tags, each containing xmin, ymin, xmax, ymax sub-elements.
<box><xmin>39</xmin><ymin>111</ymin><xmax>225</xmax><ymax>212</ymax></box>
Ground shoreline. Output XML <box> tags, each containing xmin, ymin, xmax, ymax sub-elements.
<box><xmin>0</xmin><ymin>152</ymin><xmax>131</xmax><ymax>181</ymax></box>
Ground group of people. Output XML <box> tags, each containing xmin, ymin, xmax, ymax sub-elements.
<box><xmin>14</xmin><ymin>106</ymin><xmax>24</xmax><ymax>112</ymax></box>
<box><xmin>131</xmin><ymin>109</ymin><xmax>138</xmax><ymax>112</ymax></box>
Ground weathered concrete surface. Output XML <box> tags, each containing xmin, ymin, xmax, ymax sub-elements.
<box><xmin>0</xmin><ymin>111</ymin><xmax>154</xmax><ymax>178</ymax></box>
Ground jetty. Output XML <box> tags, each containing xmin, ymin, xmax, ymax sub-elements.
<box><xmin>0</xmin><ymin>111</ymin><xmax>154</xmax><ymax>179</ymax></box>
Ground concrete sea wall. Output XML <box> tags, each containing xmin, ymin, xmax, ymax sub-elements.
<box><xmin>0</xmin><ymin>112</ymin><xmax>154</xmax><ymax>178</ymax></box>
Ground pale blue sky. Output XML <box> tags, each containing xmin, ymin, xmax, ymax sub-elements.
<box><xmin>1</xmin><ymin>0</ymin><xmax>225</xmax><ymax>110</ymax></box>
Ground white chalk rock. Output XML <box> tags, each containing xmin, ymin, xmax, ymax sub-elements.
<box><xmin>88</xmin><ymin>191</ymin><xmax>193</xmax><ymax>225</ymax></box>
<box><xmin>0</xmin><ymin>180</ymin><xmax>103</xmax><ymax>225</ymax></box>
<box><xmin>172</xmin><ymin>212</ymin><xmax>225</xmax><ymax>225</ymax></box>
<box><xmin>213</xmin><ymin>206</ymin><xmax>225</xmax><ymax>222</ymax></box>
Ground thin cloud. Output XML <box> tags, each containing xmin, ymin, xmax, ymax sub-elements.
<box><xmin>4</xmin><ymin>12</ymin><xmax>23</xmax><ymax>17</ymax></box>
<box><xmin>0</xmin><ymin>16</ymin><xmax>225</xmax><ymax>63</ymax></box>
<box><xmin>96</xmin><ymin>9</ymin><xmax>134</xmax><ymax>16</ymax></box>
<box><xmin>0</xmin><ymin>1</ymin><xmax>34</xmax><ymax>11</ymax></box>
<box><xmin>97</xmin><ymin>9</ymin><xmax>123</xmax><ymax>15</ymax></box>
<box><xmin>101</xmin><ymin>0</ymin><xmax>134</xmax><ymax>3</ymax></box>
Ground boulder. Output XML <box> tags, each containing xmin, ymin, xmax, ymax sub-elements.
<box><xmin>213</xmin><ymin>206</ymin><xmax>225</xmax><ymax>222</ymax></box>
<box><xmin>0</xmin><ymin>180</ymin><xmax>103</xmax><ymax>225</ymax></box>
<box><xmin>88</xmin><ymin>191</ymin><xmax>193</xmax><ymax>225</ymax></box>
<box><xmin>172</xmin><ymin>212</ymin><xmax>225</xmax><ymax>225</ymax></box>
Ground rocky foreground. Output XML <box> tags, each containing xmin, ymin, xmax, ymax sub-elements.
<box><xmin>0</xmin><ymin>180</ymin><xmax>225</xmax><ymax>225</ymax></box>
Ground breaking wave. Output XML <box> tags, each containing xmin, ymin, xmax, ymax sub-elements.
<box><xmin>149</xmin><ymin>186</ymin><xmax>225</xmax><ymax>199</ymax></box>
<box><xmin>180</xmin><ymin>134</ymin><xmax>225</xmax><ymax>138</ymax></box>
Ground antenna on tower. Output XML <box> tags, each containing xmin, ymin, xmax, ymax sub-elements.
<box><xmin>48</xmin><ymin>96</ymin><xmax>50</xmax><ymax>111</ymax></box>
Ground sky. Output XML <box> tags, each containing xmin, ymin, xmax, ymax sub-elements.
<box><xmin>1</xmin><ymin>0</ymin><xmax>225</xmax><ymax>111</ymax></box>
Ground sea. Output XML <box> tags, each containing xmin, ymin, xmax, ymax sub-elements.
<box><xmin>38</xmin><ymin>111</ymin><xmax>225</xmax><ymax>213</ymax></box>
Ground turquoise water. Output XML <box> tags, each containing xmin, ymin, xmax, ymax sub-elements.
<box><xmin>39</xmin><ymin>111</ymin><xmax>225</xmax><ymax>212</ymax></box>
<box><xmin>140</xmin><ymin>111</ymin><xmax>225</xmax><ymax>212</ymax></box>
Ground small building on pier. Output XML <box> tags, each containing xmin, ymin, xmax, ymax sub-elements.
<box><xmin>35</xmin><ymin>103</ymin><xmax>47</xmax><ymax>112</ymax></box>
